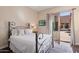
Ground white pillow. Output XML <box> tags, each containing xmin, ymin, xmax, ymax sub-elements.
<box><xmin>11</xmin><ymin>29</ymin><xmax>19</xmax><ymax>36</ymax></box>
<box><xmin>25</xmin><ymin>29</ymin><xmax>32</xmax><ymax>35</ymax></box>
<box><xmin>11</xmin><ymin>28</ymin><xmax>33</xmax><ymax>36</ymax></box>
<box><xmin>19</xmin><ymin>29</ymin><xmax>25</xmax><ymax>36</ymax></box>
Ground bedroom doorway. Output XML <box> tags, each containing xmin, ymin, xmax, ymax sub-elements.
<box><xmin>59</xmin><ymin>11</ymin><xmax>71</xmax><ymax>43</ymax></box>
<box><xmin>53</xmin><ymin>11</ymin><xmax>74</xmax><ymax>45</ymax></box>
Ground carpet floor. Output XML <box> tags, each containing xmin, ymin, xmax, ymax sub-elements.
<box><xmin>47</xmin><ymin>42</ymin><xmax>73</xmax><ymax>53</ymax></box>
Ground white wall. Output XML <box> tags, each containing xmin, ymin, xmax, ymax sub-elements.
<box><xmin>0</xmin><ymin>7</ymin><xmax>38</xmax><ymax>49</ymax></box>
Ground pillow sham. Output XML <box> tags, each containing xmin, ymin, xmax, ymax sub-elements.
<box><xmin>11</xmin><ymin>29</ymin><xmax>19</xmax><ymax>36</ymax></box>
<box><xmin>11</xmin><ymin>28</ymin><xmax>33</xmax><ymax>36</ymax></box>
<box><xmin>18</xmin><ymin>29</ymin><xmax>25</xmax><ymax>36</ymax></box>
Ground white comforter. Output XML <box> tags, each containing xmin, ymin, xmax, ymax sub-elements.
<box><xmin>9</xmin><ymin>34</ymin><xmax>36</xmax><ymax>53</ymax></box>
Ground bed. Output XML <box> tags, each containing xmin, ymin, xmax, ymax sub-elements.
<box><xmin>8</xmin><ymin>21</ymin><xmax>53</xmax><ymax>53</ymax></box>
<box><xmin>9</xmin><ymin>34</ymin><xmax>36</xmax><ymax>53</ymax></box>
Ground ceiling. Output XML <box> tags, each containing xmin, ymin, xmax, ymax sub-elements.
<box><xmin>29</xmin><ymin>6</ymin><xmax>55</xmax><ymax>11</ymax></box>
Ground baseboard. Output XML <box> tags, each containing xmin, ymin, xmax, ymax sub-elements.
<box><xmin>0</xmin><ymin>45</ymin><xmax>8</xmax><ymax>49</ymax></box>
